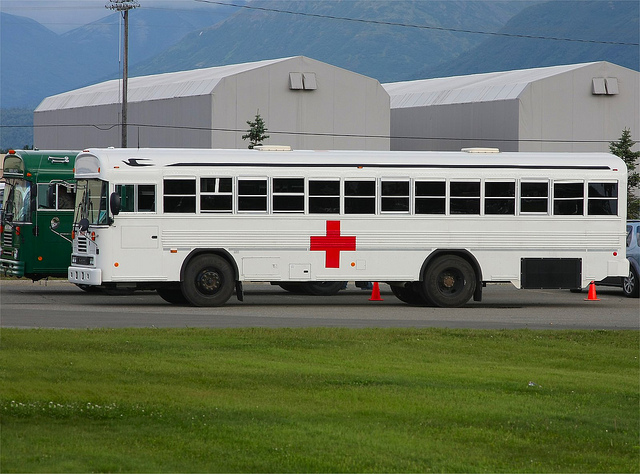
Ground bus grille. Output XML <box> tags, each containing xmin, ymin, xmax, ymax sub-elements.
<box><xmin>77</xmin><ymin>236</ymin><xmax>88</xmax><ymax>253</ymax></box>
<box><xmin>3</xmin><ymin>231</ymin><xmax>12</xmax><ymax>247</ymax></box>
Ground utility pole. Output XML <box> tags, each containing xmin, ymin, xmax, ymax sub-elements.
<box><xmin>106</xmin><ymin>0</ymin><xmax>140</xmax><ymax>148</ymax></box>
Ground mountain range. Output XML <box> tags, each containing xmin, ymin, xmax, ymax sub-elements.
<box><xmin>414</xmin><ymin>0</ymin><xmax>639</xmax><ymax>78</ymax></box>
<box><xmin>131</xmin><ymin>0</ymin><xmax>532</xmax><ymax>82</ymax></box>
<box><xmin>1</xmin><ymin>0</ymin><xmax>638</xmax><ymax>149</ymax></box>
<box><xmin>0</xmin><ymin>5</ymin><xmax>239</xmax><ymax>109</ymax></box>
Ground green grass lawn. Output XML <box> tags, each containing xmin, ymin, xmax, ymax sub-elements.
<box><xmin>1</xmin><ymin>328</ymin><xmax>638</xmax><ymax>473</ymax></box>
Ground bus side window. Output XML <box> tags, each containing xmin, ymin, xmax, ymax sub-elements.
<box><xmin>587</xmin><ymin>182</ymin><xmax>617</xmax><ymax>216</ymax></box>
<box><xmin>238</xmin><ymin>178</ymin><xmax>267</xmax><ymax>212</ymax></box>
<box><xmin>164</xmin><ymin>179</ymin><xmax>196</xmax><ymax>213</ymax></box>
<box><xmin>381</xmin><ymin>180</ymin><xmax>409</xmax><ymax>213</ymax></box>
<box><xmin>415</xmin><ymin>181</ymin><xmax>445</xmax><ymax>214</ymax></box>
<box><xmin>38</xmin><ymin>183</ymin><xmax>73</xmax><ymax>210</ymax></box>
<box><xmin>58</xmin><ymin>185</ymin><xmax>75</xmax><ymax>209</ymax></box>
<box><xmin>38</xmin><ymin>184</ymin><xmax>54</xmax><ymax>209</ymax></box>
<box><xmin>520</xmin><ymin>182</ymin><xmax>548</xmax><ymax>214</ymax></box>
<box><xmin>309</xmin><ymin>180</ymin><xmax>340</xmax><ymax>214</ymax></box>
<box><xmin>485</xmin><ymin>181</ymin><xmax>515</xmax><ymax>215</ymax></box>
<box><xmin>273</xmin><ymin>178</ymin><xmax>304</xmax><ymax>213</ymax></box>
<box><xmin>554</xmin><ymin>182</ymin><xmax>584</xmax><ymax>215</ymax></box>
<box><xmin>345</xmin><ymin>180</ymin><xmax>375</xmax><ymax>214</ymax></box>
<box><xmin>450</xmin><ymin>181</ymin><xmax>480</xmax><ymax>214</ymax></box>
<box><xmin>115</xmin><ymin>184</ymin><xmax>154</xmax><ymax>212</ymax></box>
<box><xmin>138</xmin><ymin>185</ymin><xmax>155</xmax><ymax>212</ymax></box>
<box><xmin>201</xmin><ymin>178</ymin><xmax>232</xmax><ymax>212</ymax></box>
<box><xmin>116</xmin><ymin>185</ymin><xmax>135</xmax><ymax>212</ymax></box>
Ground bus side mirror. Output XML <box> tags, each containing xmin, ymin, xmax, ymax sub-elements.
<box><xmin>110</xmin><ymin>192</ymin><xmax>121</xmax><ymax>216</ymax></box>
<box><xmin>78</xmin><ymin>218</ymin><xmax>90</xmax><ymax>232</ymax></box>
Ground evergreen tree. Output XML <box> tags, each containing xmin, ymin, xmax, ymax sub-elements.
<box><xmin>610</xmin><ymin>128</ymin><xmax>640</xmax><ymax>219</ymax></box>
<box><xmin>242</xmin><ymin>112</ymin><xmax>270</xmax><ymax>149</ymax></box>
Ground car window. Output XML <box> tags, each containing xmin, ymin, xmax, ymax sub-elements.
<box><xmin>636</xmin><ymin>226</ymin><xmax>640</xmax><ymax>247</ymax></box>
<box><xmin>627</xmin><ymin>226</ymin><xmax>633</xmax><ymax>247</ymax></box>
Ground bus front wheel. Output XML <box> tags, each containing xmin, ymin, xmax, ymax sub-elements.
<box><xmin>181</xmin><ymin>254</ymin><xmax>234</xmax><ymax>307</ymax></box>
<box><xmin>421</xmin><ymin>255</ymin><xmax>476</xmax><ymax>307</ymax></box>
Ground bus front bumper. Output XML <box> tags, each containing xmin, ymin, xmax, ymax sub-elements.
<box><xmin>68</xmin><ymin>267</ymin><xmax>102</xmax><ymax>286</ymax></box>
<box><xmin>0</xmin><ymin>258</ymin><xmax>25</xmax><ymax>277</ymax></box>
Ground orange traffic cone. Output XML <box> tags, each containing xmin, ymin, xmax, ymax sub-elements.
<box><xmin>585</xmin><ymin>281</ymin><xmax>600</xmax><ymax>301</ymax></box>
<box><xmin>369</xmin><ymin>282</ymin><xmax>383</xmax><ymax>301</ymax></box>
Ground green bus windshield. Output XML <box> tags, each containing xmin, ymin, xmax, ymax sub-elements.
<box><xmin>3</xmin><ymin>180</ymin><xmax>32</xmax><ymax>223</ymax></box>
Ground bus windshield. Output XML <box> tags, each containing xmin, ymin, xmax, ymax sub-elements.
<box><xmin>2</xmin><ymin>179</ymin><xmax>32</xmax><ymax>223</ymax></box>
<box><xmin>75</xmin><ymin>179</ymin><xmax>109</xmax><ymax>225</ymax></box>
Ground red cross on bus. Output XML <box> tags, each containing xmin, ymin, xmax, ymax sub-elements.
<box><xmin>310</xmin><ymin>220</ymin><xmax>356</xmax><ymax>268</ymax></box>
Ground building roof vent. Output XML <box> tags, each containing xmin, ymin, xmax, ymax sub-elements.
<box><xmin>289</xmin><ymin>72</ymin><xmax>317</xmax><ymax>90</ymax></box>
<box><xmin>593</xmin><ymin>77</ymin><xmax>619</xmax><ymax>95</ymax></box>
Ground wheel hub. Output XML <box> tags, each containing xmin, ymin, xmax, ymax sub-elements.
<box><xmin>442</xmin><ymin>274</ymin><xmax>456</xmax><ymax>289</ymax></box>
<box><xmin>197</xmin><ymin>269</ymin><xmax>221</xmax><ymax>293</ymax></box>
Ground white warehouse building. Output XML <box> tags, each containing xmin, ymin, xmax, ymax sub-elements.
<box><xmin>383</xmin><ymin>62</ymin><xmax>639</xmax><ymax>152</ymax></box>
<box><xmin>34</xmin><ymin>56</ymin><xmax>390</xmax><ymax>151</ymax></box>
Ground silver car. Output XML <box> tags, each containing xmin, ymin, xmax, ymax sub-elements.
<box><xmin>598</xmin><ymin>220</ymin><xmax>640</xmax><ymax>297</ymax></box>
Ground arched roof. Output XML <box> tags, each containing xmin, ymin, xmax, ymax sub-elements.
<box><xmin>36</xmin><ymin>57</ymin><xmax>296</xmax><ymax>112</ymax></box>
<box><xmin>383</xmin><ymin>62</ymin><xmax>603</xmax><ymax>108</ymax></box>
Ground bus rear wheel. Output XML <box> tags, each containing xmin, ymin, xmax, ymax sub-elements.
<box><xmin>421</xmin><ymin>255</ymin><xmax>476</xmax><ymax>307</ymax></box>
<box><xmin>181</xmin><ymin>254</ymin><xmax>234</xmax><ymax>307</ymax></box>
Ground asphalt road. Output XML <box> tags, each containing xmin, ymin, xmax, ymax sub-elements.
<box><xmin>0</xmin><ymin>280</ymin><xmax>638</xmax><ymax>330</ymax></box>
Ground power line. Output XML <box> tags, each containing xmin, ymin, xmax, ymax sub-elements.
<box><xmin>194</xmin><ymin>0</ymin><xmax>639</xmax><ymax>47</ymax></box>
<box><xmin>7</xmin><ymin>122</ymin><xmax>622</xmax><ymax>145</ymax></box>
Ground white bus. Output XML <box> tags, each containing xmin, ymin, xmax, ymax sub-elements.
<box><xmin>67</xmin><ymin>147</ymin><xmax>628</xmax><ymax>307</ymax></box>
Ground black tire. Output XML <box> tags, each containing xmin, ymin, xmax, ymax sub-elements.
<box><xmin>421</xmin><ymin>255</ymin><xmax>476</xmax><ymax>308</ymax></box>
<box><xmin>157</xmin><ymin>287</ymin><xmax>189</xmax><ymax>305</ymax></box>
<box><xmin>390</xmin><ymin>283</ymin><xmax>429</xmax><ymax>305</ymax></box>
<box><xmin>181</xmin><ymin>254</ymin><xmax>234</xmax><ymax>307</ymax></box>
<box><xmin>277</xmin><ymin>283</ymin><xmax>308</xmax><ymax>294</ymax></box>
<box><xmin>622</xmin><ymin>266</ymin><xmax>639</xmax><ymax>298</ymax></box>
<box><xmin>301</xmin><ymin>281</ymin><xmax>345</xmax><ymax>296</ymax></box>
<box><xmin>75</xmin><ymin>284</ymin><xmax>102</xmax><ymax>293</ymax></box>
<box><xmin>102</xmin><ymin>286</ymin><xmax>136</xmax><ymax>295</ymax></box>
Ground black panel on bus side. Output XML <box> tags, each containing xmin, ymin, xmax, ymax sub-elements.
<box><xmin>520</xmin><ymin>258</ymin><xmax>582</xmax><ymax>289</ymax></box>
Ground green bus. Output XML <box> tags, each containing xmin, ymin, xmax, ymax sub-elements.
<box><xmin>1</xmin><ymin>150</ymin><xmax>77</xmax><ymax>280</ymax></box>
